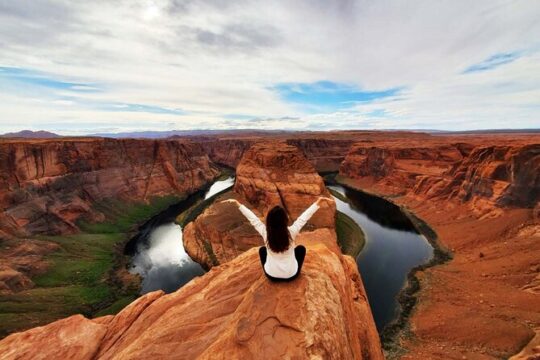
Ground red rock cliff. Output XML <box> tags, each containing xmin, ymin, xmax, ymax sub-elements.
<box><xmin>340</xmin><ymin>141</ymin><xmax>539</xmax><ymax>210</ymax></box>
<box><xmin>0</xmin><ymin>138</ymin><xmax>220</xmax><ymax>236</ymax></box>
<box><xmin>0</xmin><ymin>228</ymin><xmax>383</xmax><ymax>359</ymax></box>
<box><xmin>198</xmin><ymin>136</ymin><xmax>355</xmax><ymax>172</ymax></box>
<box><xmin>234</xmin><ymin>142</ymin><xmax>335</xmax><ymax>227</ymax></box>
<box><xmin>338</xmin><ymin>135</ymin><xmax>540</xmax><ymax>359</ymax></box>
<box><xmin>0</xmin><ymin>138</ymin><xmax>383</xmax><ymax>359</ymax></box>
<box><xmin>183</xmin><ymin>142</ymin><xmax>336</xmax><ymax>268</ymax></box>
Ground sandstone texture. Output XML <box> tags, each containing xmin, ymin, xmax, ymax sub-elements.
<box><xmin>184</xmin><ymin>142</ymin><xmax>336</xmax><ymax>269</ymax></box>
<box><xmin>0</xmin><ymin>138</ymin><xmax>220</xmax><ymax>294</ymax></box>
<box><xmin>0</xmin><ymin>229</ymin><xmax>383</xmax><ymax>360</ymax></box>
<box><xmin>286</xmin><ymin>138</ymin><xmax>356</xmax><ymax>172</ymax></box>
<box><xmin>197</xmin><ymin>133</ymin><xmax>359</xmax><ymax>172</ymax></box>
<box><xmin>2</xmin><ymin>130</ymin><xmax>539</xmax><ymax>359</ymax></box>
<box><xmin>0</xmin><ymin>138</ymin><xmax>219</xmax><ymax>236</ymax></box>
<box><xmin>234</xmin><ymin>142</ymin><xmax>335</xmax><ymax>228</ymax></box>
<box><xmin>338</xmin><ymin>134</ymin><xmax>540</xmax><ymax>359</ymax></box>
<box><xmin>339</xmin><ymin>138</ymin><xmax>539</xmax><ymax>211</ymax></box>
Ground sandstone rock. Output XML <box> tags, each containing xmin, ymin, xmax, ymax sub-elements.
<box><xmin>286</xmin><ymin>138</ymin><xmax>355</xmax><ymax>172</ymax></box>
<box><xmin>200</xmin><ymin>139</ymin><xmax>256</xmax><ymax>168</ymax></box>
<box><xmin>339</xmin><ymin>141</ymin><xmax>540</xmax><ymax>210</ymax></box>
<box><xmin>184</xmin><ymin>142</ymin><xmax>336</xmax><ymax>269</ymax></box>
<box><xmin>0</xmin><ymin>138</ymin><xmax>220</xmax><ymax>236</ymax></box>
<box><xmin>339</xmin><ymin>143</ymin><xmax>463</xmax><ymax>196</ymax></box>
<box><xmin>0</xmin><ymin>268</ymin><xmax>33</xmax><ymax>294</ymax></box>
<box><xmin>509</xmin><ymin>328</ymin><xmax>540</xmax><ymax>360</ymax></box>
<box><xmin>199</xmin><ymin>137</ymin><xmax>354</xmax><ymax>173</ymax></box>
<box><xmin>0</xmin><ymin>314</ymin><xmax>108</xmax><ymax>360</ymax></box>
<box><xmin>451</xmin><ymin>144</ymin><xmax>540</xmax><ymax>208</ymax></box>
<box><xmin>338</xmin><ymin>135</ymin><xmax>540</xmax><ymax>359</ymax></box>
<box><xmin>0</xmin><ymin>229</ymin><xmax>383</xmax><ymax>360</ymax></box>
<box><xmin>183</xmin><ymin>200</ymin><xmax>263</xmax><ymax>268</ymax></box>
<box><xmin>0</xmin><ymin>236</ymin><xmax>59</xmax><ymax>293</ymax></box>
<box><xmin>234</xmin><ymin>142</ymin><xmax>335</xmax><ymax>228</ymax></box>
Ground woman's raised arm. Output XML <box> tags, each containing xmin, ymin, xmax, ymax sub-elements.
<box><xmin>288</xmin><ymin>197</ymin><xmax>332</xmax><ymax>240</ymax></box>
<box><xmin>221</xmin><ymin>199</ymin><xmax>267</xmax><ymax>241</ymax></box>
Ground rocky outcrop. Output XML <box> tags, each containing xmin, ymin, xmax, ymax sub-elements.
<box><xmin>184</xmin><ymin>142</ymin><xmax>336</xmax><ymax>268</ymax></box>
<box><xmin>0</xmin><ymin>138</ymin><xmax>220</xmax><ymax>236</ymax></box>
<box><xmin>286</xmin><ymin>138</ymin><xmax>355</xmax><ymax>172</ymax></box>
<box><xmin>449</xmin><ymin>144</ymin><xmax>540</xmax><ymax>208</ymax></box>
<box><xmin>0</xmin><ymin>229</ymin><xmax>383</xmax><ymax>360</ymax></box>
<box><xmin>0</xmin><ymin>237</ymin><xmax>59</xmax><ymax>294</ymax></box>
<box><xmin>183</xmin><ymin>200</ymin><xmax>263</xmax><ymax>268</ymax></box>
<box><xmin>0</xmin><ymin>138</ymin><xmax>220</xmax><ymax>294</ymax></box>
<box><xmin>339</xmin><ymin>143</ymin><xmax>463</xmax><ymax>191</ymax></box>
<box><xmin>338</xmin><ymin>136</ymin><xmax>540</xmax><ymax>359</ymax></box>
<box><xmin>234</xmin><ymin>142</ymin><xmax>335</xmax><ymax>228</ymax></box>
<box><xmin>339</xmin><ymin>142</ymin><xmax>540</xmax><ymax>210</ymax></box>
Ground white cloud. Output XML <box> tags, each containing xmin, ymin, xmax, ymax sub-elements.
<box><xmin>0</xmin><ymin>0</ymin><xmax>539</xmax><ymax>134</ymax></box>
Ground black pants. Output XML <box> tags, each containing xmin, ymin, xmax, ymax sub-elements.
<box><xmin>258</xmin><ymin>245</ymin><xmax>306</xmax><ymax>282</ymax></box>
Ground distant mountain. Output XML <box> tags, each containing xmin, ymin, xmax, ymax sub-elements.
<box><xmin>89</xmin><ymin>129</ymin><xmax>289</xmax><ymax>139</ymax></box>
<box><xmin>0</xmin><ymin>130</ymin><xmax>61</xmax><ymax>138</ymax></box>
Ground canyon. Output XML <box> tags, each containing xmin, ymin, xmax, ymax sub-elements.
<box><xmin>184</xmin><ymin>142</ymin><xmax>336</xmax><ymax>269</ymax></box>
<box><xmin>0</xmin><ymin>131</ymin><xmax>538</xmax><ymax>359</ymax></box>
<box><xmin>0</xmin><ymin>138</ymin><xmax>220</xmax><ymax>237</ymax></box>
<box><xmin>0</xmin><ymin>136</ymin><xmax>383</xmax><ymax>359</ymax></box>
<box><xmin>0</xmin><ymin>231</ymin><xmax>382</xmax><ymax>359</ymax></box>
<box><xmin>338</xmin><ymin>135</ymin><xmax>540</xmax><ymax>359</ymax></box>
<box><xmin>0</xmin><ymin>138</ymin><xmax>220</xmax><ymax>301</ymax></box>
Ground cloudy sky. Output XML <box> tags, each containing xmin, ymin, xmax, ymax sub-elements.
<box><xmin>0</xmin><ymin>0</ymin><xmax>539</xmax><ymax>135</ymax></box>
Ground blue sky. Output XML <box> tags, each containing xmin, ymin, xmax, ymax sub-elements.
<box><xmin>0</xmin><ymin>1</ymin><xmax>539</xmax><ymax>134</ymax></box>
<box><xmin>463</xmin><ymin>52</ymin><xmax>522</xmax><ymax>73</ymax></box>
<box><xmin>273</xmin><ymin>81</ymin><xmax>400</xmax><ymax>113</ymax></box>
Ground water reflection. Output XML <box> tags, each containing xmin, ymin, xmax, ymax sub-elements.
<box><xmin>329</xmin><ymin>185</ymin><xmax>433</xmax><ymax>330</ymax></box>
<box><xmin>128</xmin><ymin>177</ymin><xmax>433</xmax><ymax>331</ymax></box>
<box><xmin>128</xmin><ymin>177</ymin><xmax>234</xmax><ymax>294</ymax></box>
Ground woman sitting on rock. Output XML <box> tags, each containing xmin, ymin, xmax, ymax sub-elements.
<box><xmin>221</xmin><ymin>197</ymin><xmax>333</xmax><ymax>281</ymax></box>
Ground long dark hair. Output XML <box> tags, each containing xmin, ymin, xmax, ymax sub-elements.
<box><xmin>266</xmin><ymin>206</ymin><xmax>291</xmax><ymax>253</ymax></box>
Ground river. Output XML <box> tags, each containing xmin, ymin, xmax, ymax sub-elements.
<box><xmin>328</xmin><ymin>184</ymin><xmax>433</xmax><ymax>330</ymax></box>
<box><xmin>128</xmin><ymin>177</ymin><xmax>433</xmax><ymax>331</ymax></box>
<box><xmin>128</xmin><ymin>177</ymin><xmax>235</xmax><ymax>294</ymax></box>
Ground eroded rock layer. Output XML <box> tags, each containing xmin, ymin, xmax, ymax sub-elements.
<box><xmin>340</xmin><ymin>141</ymin><xmax>539</xmax><ymax>210</ymax></box>
<box><xmin>0</xmin><ymin>138</ymin><xmax>219</xmax><ymax>236</ymax></box>
<box><xmin>234</xmin><ymin>142</ymin><xmax>335</xmax><ymax>228</ymax></box>
<box><xmin>0</xmin><ymin>138</ymin><xmax>220</xmax><ymax>294</ymax></box>
<box><xmin>0</xmin><ymin>230</ymin><xmax>383</xmax><ymax>360</ymax></box>
<box><xmin>338</xmin><ymin>136</ymin><xmax>540</xmax><ymax>359</ymax></box>
<box><xmin>0</xmin><ymin>139</ymin><xmax>218</xmax><ymax>235</ymax></box>
<box><xmin>197</xmin><ymin>136</ymin><xmax>356</xmax><ymax>172</ymax></box>
<box><xmin>183</xmin><ymin>142</ymin><xmax>336</xmax><ymax>269</ymax></box>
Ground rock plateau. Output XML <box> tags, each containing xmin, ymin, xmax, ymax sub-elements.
<box><xmin>339</xmin><ymin>134</ymin><xmax>540</xmax><ymax>359</ymax></box>
<box><xmin>183</xmin><ymin>142</ymin><xmax>336</xmax><ymax>269</ymax></box>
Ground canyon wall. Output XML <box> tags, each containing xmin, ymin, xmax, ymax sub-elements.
<box><xmin>0</xmin><ymin>138</ymin><xmax>220</xmax><ymax>295</ymax></box>
<box><xmin>339</xmin><ymin>141</ymin><xmax>539</xmax><ymax>210</ymax></box>
<box><xmin>2</xmin><ymin>132</ymin><xmax>538</xmax><ymax>359</ymax></box>
<box><xmin>0</xmin><ymin>138</ymin><xmax>220</xmax><ymax>236</ymax></box>
<box><xmin>199</xmin><ymin>138</ymin><xmax>255</xmax><ymax>168</ymax></box>
<box><xmin>0</xmin><ymin>139</ymin><xmax>383</xmax><ymax>360</ymax></box>
<box><xmin>184</xmin><ymin>142</ymin><xmax>336</xmax><ymax>268</ymax></box>
<box><xmin>338</xmin><ymin>136</ymin><xmax>540</xmax><ymax>359</ymax></box>
<box><xmin>198</xmin><ymin>136</ymin><xmax>355</xmax><ymax>172</ymax></box>
<box><xmin>0</xmin><ymin>230</ymin><xmax>383</xmax><ymax>359</ymax></box>
<box><xmin>286</xmin><ymin>138</ymin><xmax>355</xmax><ymax>172</ymax></box>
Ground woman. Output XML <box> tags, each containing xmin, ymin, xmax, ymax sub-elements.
<box><xmin>221</xmin><ymin>196</ymin><xmax>333</xmax><ymax>281</ymax></box>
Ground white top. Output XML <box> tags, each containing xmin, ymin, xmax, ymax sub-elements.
<box><xmin>238</xmin><ymin>201</ymin><xmax>320</xmax><ymax>279</ymax></box>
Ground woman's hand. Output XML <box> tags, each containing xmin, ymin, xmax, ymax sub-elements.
<box><xmin>317</xmin><ymin>196</ymin><xmax>333</xmax><ymax>205</ymax></box>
